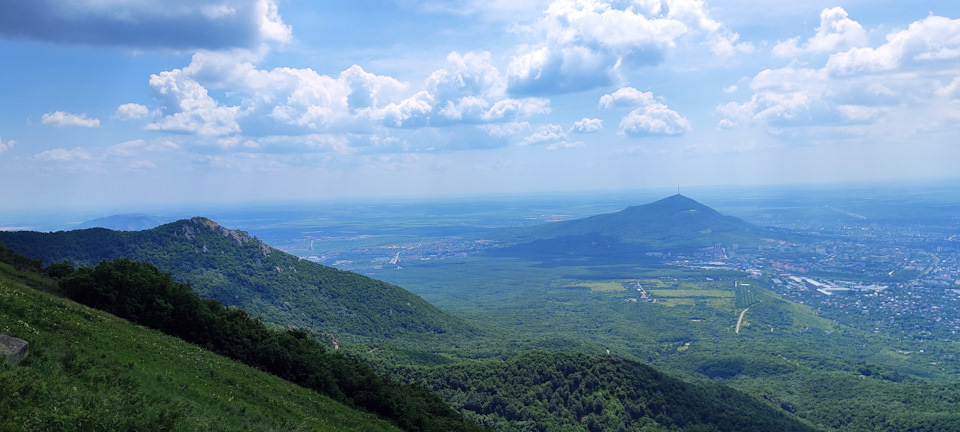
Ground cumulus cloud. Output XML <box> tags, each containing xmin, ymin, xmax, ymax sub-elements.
<box><xmin>717</xmin><ymin>66</ymin><xmax>826</xmax><ymax>126</ymax></box>
<box><xmin>147</xmin><ymin>69</ymin><xmax>241</xmax><ymax>136</ymax></box>
<box><xmin>599</xmin><ymin>87</ymin><xmax>690</xmax><ymax>136</ymax></box>
<box><xmin>720</xmin><ymin>13</ymin><xmax>960</xmax><ymax>137</ymax></box>
<box><xmin>599</xmin><ymin>87</ymin><xmax>657</xmax><ymax>109</ymax></box>
<box><xmin>0</xmin><ymin>137</ymin><xmax>14</xmax><ymax>153</ymax></box>
<box><xmin>144</xmin><ymin>48</ymin><xmax>551</xmax><ymax>139</ymax></box>
<box><xmin>33</xmin><ymin>147</ymin><xmax>91</xmax><ymax>161</ymax></box>
<box><xmin>773</xmin><ymin>7</ymin><xmax>867</xmax><ymax>57</ymax></box>
<box><xmin>114</xmin><ymin>103</ymin><xmax>150</xmax><ymax>121</ymax></box>
<box><xmin>520</xmin><ymin>124</ymin><xmax>582</xmax><ymax>149</ymax></box>
<box><xmin>0</xmin><ymin>0</ymin><xmax>290</xmax><ymax>50</ymax></box>
<box><xmin>41</xmin><ymin>111</ymin><xmax>100</xmax><ymax>128</ymax></box>
<box><xmin>619</xmin><ymin>104</ymin><xmax>691</xmax><ymax>136</ymax></box>
<box><xmin>520</xmin><ymin>124</ymin><xmax>566</xmax><ymax>145</ymax></box>
<box><xmin>826</xmin><ymin>15</ymin><xmax>960</xmax><ymax>75</ymax></box>
<box><xmin>507</xmin><ymin>0</ymin><xmax>749</xmax><ymax>96</ymax></box>
<box><xmin>571</xmin><ymin>118</ymin><xmax>603</xmax><ymax>133</ymax></box>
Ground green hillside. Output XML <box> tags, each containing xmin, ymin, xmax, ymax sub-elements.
<box><xmin>0</xmin><ymin>217</ymin><xmax>473</xmax><ymax>341</ymax></box>
<box><xmin>400</xmin><ymin>351</ymin><xmax>816</xmax><ymax>432</ymax></box>
<box><xmin>0</xmin><ymin>260</ymin><xmax>402</xmax><ymax>432</ymax></box>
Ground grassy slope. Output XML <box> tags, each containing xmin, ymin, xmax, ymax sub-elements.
<box><xmin>0</xmin><ymin>262</ymin><xmax>402</xmax><ymax>432</ymax></box>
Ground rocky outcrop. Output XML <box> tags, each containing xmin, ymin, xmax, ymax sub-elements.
<box><xmin>0</xmin><ymin>334</ymin><xmax>28</xmax><ymax>365</ymax></box>
<box><xmin>176</xmin><ymin>217</ymin><xmax>270</xmax><ymax>257</ymax></box>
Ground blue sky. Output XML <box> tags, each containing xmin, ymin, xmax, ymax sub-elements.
<box><xmin>2</xmin><ymin>0</ymin><xmax>960</xmax><ymax>210</ymax></box>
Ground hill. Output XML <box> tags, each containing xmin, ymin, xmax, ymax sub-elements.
<box><xmin>400</xmin><ymin>351</ymin><xmax>816</xmax><ymax>432</ymax></box>
<box><xmin>0</xmin><ymin>259</ymin><xmax>403</xmax><ymax>432</ymax></box>
<box><xmin>488</xmin><ymin>195</ymin><xmax>780</xmax><ymax>262</ymax></box>
<box><xmin>0</xmin><ymin>217</ymin><xmax>473</xmax><ymax>341</ymax></box>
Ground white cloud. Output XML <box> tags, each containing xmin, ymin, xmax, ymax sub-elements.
<box><xmin>147</xmin><ymin>69</ymin><xmax>241</xmax><ymax>136</ymax></box>
<box><xmin>427</xmin><ymin>52</ymin><xmax>506</xmax><ymax>103</ymax></box>
<box><xmin>114</xmin><ymin>103</ymin><xmax>150</xmax><ymax>121</ymax></box>
<box><xmin>717</xmin><ymin>66</ymin><xmax>826</xmax><ymax>126</ymax></box>
<box><xmin>599</xmin><ymin>87</ymin><xmax>656</xmax><ymax>109</ymax></box>
<box><xmin>41</xmin><ymin>111</ymin><xmax>100</xmax><ymax>128</ymax></box>
<box><xmin>599</xmin><ymin>87</ymin><xmax>690</xmax><ymax>136</ymax></box>
<box><xmin>0</xmin><ymin>0</ymin><xmax>290</xmax><ymax>50</ymax></box>
<box><xmin>0</xmin><ymin>137</ymin><xmax>14</xmax><ymax>153</ymax></box>
<box><xmin>507</xmin><ymin>0</ymin><xmax>749</xmax><ymax>95</ymax></box>
<box><xmin>826</xmin><ymin>15</ymin><xmax>960</xmax><ymax>75</ymax></box>
<box><xmin>571</xmin><ymin>117</ymin><xmax>603</xmax><ymax>133</ymax></box>
<box><xmin>144</xmin><ymin>47</ymin><xmax>551</xmax><ymax>140</ymax></box>
<box><xmin>341</xmin><ymin>65</ymin><xmax>409</xmax><ymax>113</ymax></box>
<box><xmin>720</xmin><ymin>13</ymin><xmax>960</xmax><ymax>139</ymax></box>
<box><xmin>937</xmin><ymin>76</ymin><xmax>960</xmax><ymax>98</ymax></box>
<box><xmin>773</xmin><ymin>7</ymin><xmax>867</xmax><ymax>57</ymax></box>
<box><xmin>722</xmin><ymin>84</ymin><xmax>738</xmax><ymax>94</ymax></box>
<box><xmin>33</xmin><ymin>147</ymin><xmax>91</xmax><ymax>161</ymax></box>
<box><xmin>520</xmin><ymin>124</ymin><xmax>567</xmax><ymax>146</ymax></box>
<box><xmin>519</xmin><ymin>124</ymin><xmax>584</xmax><ymax>149</ymax></box>
<box><xmin>365</xmin><ymin>91</ymin><xmax>435</xmax><ymax>128</ymax></box>
<box><xmin>619</xmin><ymin>104</ymin><xmax>691</xmax><ymax>136</ymax></box>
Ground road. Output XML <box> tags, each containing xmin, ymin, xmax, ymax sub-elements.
<box><xmin>736</xmin><ymin>308</ymin><xmax>749</xmax><ymax>334</ymax></box>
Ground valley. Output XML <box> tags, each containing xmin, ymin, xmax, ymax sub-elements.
<box><xmin>3</xmin><ymin>183</ymin><xmax>960</xmax><ymax>431</ymax></box>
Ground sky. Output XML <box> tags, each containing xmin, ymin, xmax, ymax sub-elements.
<box><xmin>2</xmin><ymin>0</ymin><xmax>960</xmax><ymax>210</ymax></box>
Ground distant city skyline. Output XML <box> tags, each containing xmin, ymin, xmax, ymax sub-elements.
<box><xmin>2</xmin><ymin>0</ymin><xmax>960</xmax><ymax>209</ymax></box>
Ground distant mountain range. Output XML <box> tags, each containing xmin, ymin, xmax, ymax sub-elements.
<box><xmin>78</xmin><ymin>213</ymin><xmax>169</xmax><ymax>231</ymax></box>
<box><xmin>489</xmin><ymin>195</ymin><xmax>783</xmax><ymax>262</ymax></box>
<box><xmin>0</xmin><ymin>217</ymin><xmax>472</xmax><ymax>341</ymax></box>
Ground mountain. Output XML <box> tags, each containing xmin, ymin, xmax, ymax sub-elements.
<box><xmin>0</xmin><ymin>217</ymin><xmax>473</xmax><ymax>341</ymax></box>
<box><xmin>0</xmin><ymin>259</ymin><xmax>403</xmax><ymax>432</ymax></box>
<box><xmin>488</xmin><ymin>195</ymin><xmax>778</xmax><ymax>262</ymax></box>
<box><xmin>78</xmin><ymin>213</ymin><xmax>169</xmax><ymax>231</ymax></box>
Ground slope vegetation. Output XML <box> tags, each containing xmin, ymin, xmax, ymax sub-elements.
<box><xmin>401</xmin><ymin>351</ymin><xmax>816</xmax><ymax>432</ymax></box>
<box><xmin>0</xmin><ymin>217</ymin><xmax>472</xmax><ymax>341</ymax></box>
<box><xmin>0</xmin><ymin>260</ymin><xmax>403</xmax><ymax>432</ymax></box>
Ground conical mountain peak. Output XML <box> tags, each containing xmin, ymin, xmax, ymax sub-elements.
<box><xmin>499</xmin><ymin>195</ymin><xmax>763</xmax><ymax>250</ymax></box>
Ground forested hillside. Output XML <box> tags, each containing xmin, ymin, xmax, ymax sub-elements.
<box><xmin>0</xmin><ymin>255</ymin><xmax>402</xmax><ymax>431</ymax></box>
<box><xmin>401</xmin><ymin>351</ymin><xmax>816</xmax><ymax>432</ymax></box>
<box><xmin>0</xmin><ymin>217</ymin><xmax>473</xmax><ymax>341</ymax></box>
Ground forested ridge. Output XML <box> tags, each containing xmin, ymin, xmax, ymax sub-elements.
<box><xmin>399</xmin><ymin>351</ymin><xmax>815</xmax><ymax>432</ymax></box>
<box><xmin>51</xmin><ymin>257</ymin><xmax>485</xmax><ymax>432</ymax></box>
<box><xmin>0</xmin><ymin>248</ymin><xmax>403</xmax><ymax>431</ymax></box>
<box><xmin>0</xmin><ymin>217</ymin><xmax>473</xmax><ymax>340</ymax></box>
